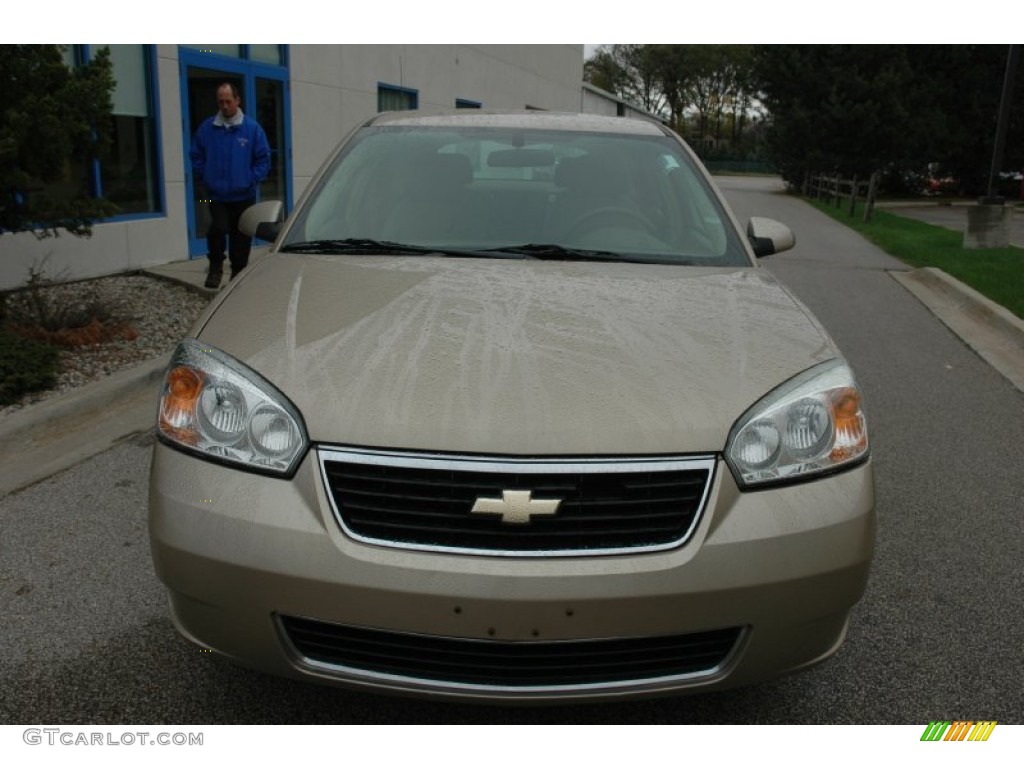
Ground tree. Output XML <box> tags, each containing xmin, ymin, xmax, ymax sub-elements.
<box><xmin>754</xmin><ymin>45</ymin><xmax>925</xmax><ymax>184</ymax></box>
<box><xmin>582</xmin><ymin>44</ymin><xmax>761</xmax><ymax>156</ymax></box>
<box><xmin>753</xmin><ymin>44</ymin><xmax>1024</xmax><ymax>194</ymax></box>
<box><xmin>612</xmin><ymin>44</ymin><xmax>667</xmax><ymax>115</ymax></box>
<box><xmin>907</xmin><ymin>45</ymin><xmax>1024</xmax><ymax>195</ymax></box>
<box><xmin>583</xmin><ymin>48</ymin><xmax>631</xmax><ymax>96</ymax></box>
<box><xmin>686</xmin><ymin>45</ymin><xmax>745</xmax><ymax>141</ymax></box>
<box><xmin>648</xmin><ymin>45</ymin><xmax>691</xmax><ymax>132</ymax></box>
<box><xmin>0</xmin><ymin>44</ymin><xmax>117</xmax><ymax>238</ymax></box>
<box><xmin>583</xmin><ymin>45</ymin><xmax>668</xmax><ymax>116</ymax></box>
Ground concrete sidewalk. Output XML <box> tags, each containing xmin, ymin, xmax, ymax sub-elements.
<box><xmin>145</xmin><ymin>254</ymin><xmax>222</xmax><ymax>293</ymax></box>
<box><xmin>2</xmin><ymin>251</ymin><xmax>1023</xmax><ymax>498</ymax></box>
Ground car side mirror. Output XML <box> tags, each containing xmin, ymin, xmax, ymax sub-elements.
<box><xmin>239</xmin><ymin>200</ymin><xmax>284</xmax><ymax>242</ymax></box>
<box><xmin>747</xmin><ymin>217</ymin><xmax>795</xmax><ymax>258</ymax></box>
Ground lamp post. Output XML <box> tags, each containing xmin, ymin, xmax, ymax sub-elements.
<box><xmin>966</xmin><ymin>44</ymin><xmax>1019</xmax><ymax>248</ymax></box>
<box><xmin>983</xmin><ymin>44</ymin><xmax>1020</xmax><ymax>204</ymax></box>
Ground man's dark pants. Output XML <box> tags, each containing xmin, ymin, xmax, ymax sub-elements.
<box><xmin>207</xmin><ymin>199</ymin><xmax>255</xmax><ymax>277</ymax></box>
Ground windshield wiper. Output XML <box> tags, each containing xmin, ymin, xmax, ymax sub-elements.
<box><xmin>279</xmin><ymin>238</ymin><xmax>436</xmax><ymax>255</ymax></box>
<box><xmin>488</xmin><ymin>243</ymin><xmax>706</xmax><ymax>266</ymax></box>
<box><xmin>483</xmin><ymin>243</ymin><xmax>631</xmax><ymax>262</ymax></box>
<box><xmin>278</xmin><ymin>238</ymin><xmax>523</xmax><ymax>259</ymax></box>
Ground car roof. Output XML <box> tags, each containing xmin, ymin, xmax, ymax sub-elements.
<box><xmin>367</xmin><ymin>109</ymin><xmax>671</xmax><ymax>136</ymax></box>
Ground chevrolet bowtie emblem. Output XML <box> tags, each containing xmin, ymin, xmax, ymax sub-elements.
<box><xmin>470</xmin><ymin>490</ymin><xmax>562</xmax><ymax>525</ymax></box>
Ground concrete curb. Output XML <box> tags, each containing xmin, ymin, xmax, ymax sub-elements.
<box><xmin>891</xmin><ymin>267</ymin><xmax>1024</xmax><ymax>393</ymax></box>
<box><xmin>0</xmin><ymin>353</ymin><xmax>170</xmax><ymax>497</ymax></box>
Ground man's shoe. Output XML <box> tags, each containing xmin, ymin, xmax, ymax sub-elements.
<box><xmin>205</xmin><ymin>268</ymin><xmax>223</xmax><ymax>289</ymax></box>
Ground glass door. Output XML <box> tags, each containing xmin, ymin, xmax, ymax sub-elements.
<box><xmin>184</xmin><ymin>64</ymin><xmax>245</xmax><ymax>256</ymax></box>
<box><xmin>180</xmin><ymin>48</ymin><xmax>290</xmax><ymax>257</ymax></box>
<box><xmin>255</xmin><ymin>77</ymin><xmax>286</xmax><ymax>207</ymax></box>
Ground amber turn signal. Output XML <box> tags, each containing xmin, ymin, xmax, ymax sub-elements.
<box><xmin>159</xmin><ymin>366</ymin><xmax>205</xmax><ymax>444</ymax></box>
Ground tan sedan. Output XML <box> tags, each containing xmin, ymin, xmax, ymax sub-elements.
<box><xmin>149</xmin><ymin>111</ymin><xmax>873</xmax><ymax>702</ymax></box>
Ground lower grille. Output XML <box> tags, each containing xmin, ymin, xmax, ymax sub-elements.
<box><xmin>318</xmin><ymin>447</ymin><xmax>715</xmax><ymax>556</ymax></box>
<box><xmin>280</xmin><ymin>615</ymin><xmax>742</xmax><ymax>689</ymax></box>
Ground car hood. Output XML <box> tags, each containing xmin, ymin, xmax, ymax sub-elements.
<box><xmin>197</xmin><ymin>254</ymin><xmax>837</xmax><ymax>455</ymax></box>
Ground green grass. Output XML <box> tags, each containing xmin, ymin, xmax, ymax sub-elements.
<box><xmin>806</xmin><ymin>200</ymin><xmax>1024</xmax><ymax>319</ymax></box>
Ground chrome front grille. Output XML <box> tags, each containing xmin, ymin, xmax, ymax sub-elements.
<box><xmin>317</xmin><ymin>447</ymin><xmax>715</xmax><ymax>556</ymax></box>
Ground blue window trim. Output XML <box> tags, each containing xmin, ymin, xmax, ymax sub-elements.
<box><xmin>77</xmin><ymin>44</ymin><xmax>166</xmax><ymax>224</ymax></box>
<box><xmin>455</xmin><ymin>98</ymin><xmax>482</xmax><ymax>109</ymax></box>
<box><xmin>182</xmin><ymin>45</ymin><xmax>289</xmax><ymax>69</ymax></box>
<box><xmin>377</xmin><ymin>82</ymin><xmax>419</xmax><ymax>111</ymax></box>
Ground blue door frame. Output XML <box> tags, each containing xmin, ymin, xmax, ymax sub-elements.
<box><xmin>179</xmin><ymin>47</ymin><xmax>292</xmax><ymax>258</ymax></box>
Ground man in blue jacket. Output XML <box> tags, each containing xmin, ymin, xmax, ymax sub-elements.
<box><xmin>190</xmin><ymin>83</ymin><xmax>271</xmax><ymax>288</ymax></box>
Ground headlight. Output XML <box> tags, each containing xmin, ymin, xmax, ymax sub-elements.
<box><xmin>725</xmin><ymin>359</ymin><xmax>868</xmax><ymax>489</ymax></box>
<box><xmin>157</xmin><ymin>339</ymin><xmax>308</xmax><ymax>476</ymax></box>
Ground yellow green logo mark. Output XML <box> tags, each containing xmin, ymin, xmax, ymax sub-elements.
<box><xmin>921</xmin><ymin>721</ymin><xmax>997</xmax><ymax>742</ymax></box>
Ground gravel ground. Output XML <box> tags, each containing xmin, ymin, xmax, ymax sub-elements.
<box><xmin>1</xmin><ymin>274</ymin><xmax>209</xmax><ymax>419</ymax></box>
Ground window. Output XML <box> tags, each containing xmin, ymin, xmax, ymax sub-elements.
<box><xmin>182</xmin><ymin>45</ymin><xmax>242</xmax><ymax>58</ymax></box>
<box><xmin>97</xmin><ymin>44</ymin><xmax>161</xmax><ymax>214</ymax></box>
<box><xmin>249</xmin><ymin>45</ymin><xmax>284</xmax><ymax>65</ymax></box>
<box><xmin>455</xmin><ymin>99</ymin><xmax>481</xmax><ymax>109</ymax></box>
<box><xmin>182</xmin><ymin>45</ymin><xmax>284</xmax><ymax>65</ymax></box>
<box><xmin>39</xmin><ymin>45</ymin><xmax>162</xmax><ymax>218</ymax></box>
<box><xmin>378</xmin><ymin>84</ymin><xmax>418</xmax><ymax>112</ymax></box>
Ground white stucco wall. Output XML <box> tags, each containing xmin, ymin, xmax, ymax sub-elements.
<box><xmin>1</xmin><ymin>44</ymin><xmax>583</xmax><ymax>290</ymax></box>
<box><xmin>582</xmin><ymin>87</ymin><xmax>619</xmax><ymax>117</ymax></box>
<box><xmin>581</xmin><ymin>83</ymin><xmax>667</xmax><ymax>125</ymax></box>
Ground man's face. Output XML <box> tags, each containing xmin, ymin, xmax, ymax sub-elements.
<box><xmin>217</xmin><ymin>86</ymin><xmax>240</xmax><ymax>119</ymax></box>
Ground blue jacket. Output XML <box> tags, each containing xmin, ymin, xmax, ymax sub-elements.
<box><xmin>190</xmin><ymin>113</ymin><xmax>271</xmax><ymax>203</ymax></box>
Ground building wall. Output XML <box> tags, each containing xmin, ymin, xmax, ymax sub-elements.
<box><xmin>581</xmin><ymin>83</ymin><xmax>667</xmax><ymax>124</ymax></box>
<box><xmin>1</xmin><ymin>44</ymin><xmax>583</xmax><ymax>290</ymax></box>
<box><xmin>582</xmin><ymin>87</ymin><xmax>619</xmax><ymax>117</ymax></box>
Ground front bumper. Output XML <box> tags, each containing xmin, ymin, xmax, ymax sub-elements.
<box><xmin>148</xmin><ymin>442</ymin><xmax>874</xmax><ymax>703</ymax></box>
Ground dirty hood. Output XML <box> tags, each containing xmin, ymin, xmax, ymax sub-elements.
<box><xmin>197</xmin><ymin>254</ymin><xmax>837</xmax><ymax>455</ymax></box>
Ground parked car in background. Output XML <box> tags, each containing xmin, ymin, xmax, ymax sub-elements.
<box><xmin>918</xmin><ymin>162</ymin><xmax>954</xmax><ymax>197</ymax></box>
<box><xmin>149</xmin><ymin>111</ymin><xmax>874</xmax><ymax>703</ymax></box>
<box><xmin>997</xmin><ymin>170</ymin><xmax>1024</xmax><ymax>200</ymax></box>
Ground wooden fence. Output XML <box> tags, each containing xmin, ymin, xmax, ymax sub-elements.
<box><xmin>804</xmin><ymin>171</ymin><xmax>882</xmax><ymax>222</ymax></box>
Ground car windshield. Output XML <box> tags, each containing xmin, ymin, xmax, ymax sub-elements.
<box><xmin>282</xmin><ymin>124</ymin><xmax>750</xmax><ymax>266</ymax></box>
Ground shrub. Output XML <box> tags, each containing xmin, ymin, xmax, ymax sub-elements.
<box><xmin>0</xmin><ymin>328</ymin><xmax>59</xmax><ymax>405</ymax></box>
<box><xmin>4</xmin><ymin>265</ymin><xmax>137</xmax><ymax>347</ymax></box>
